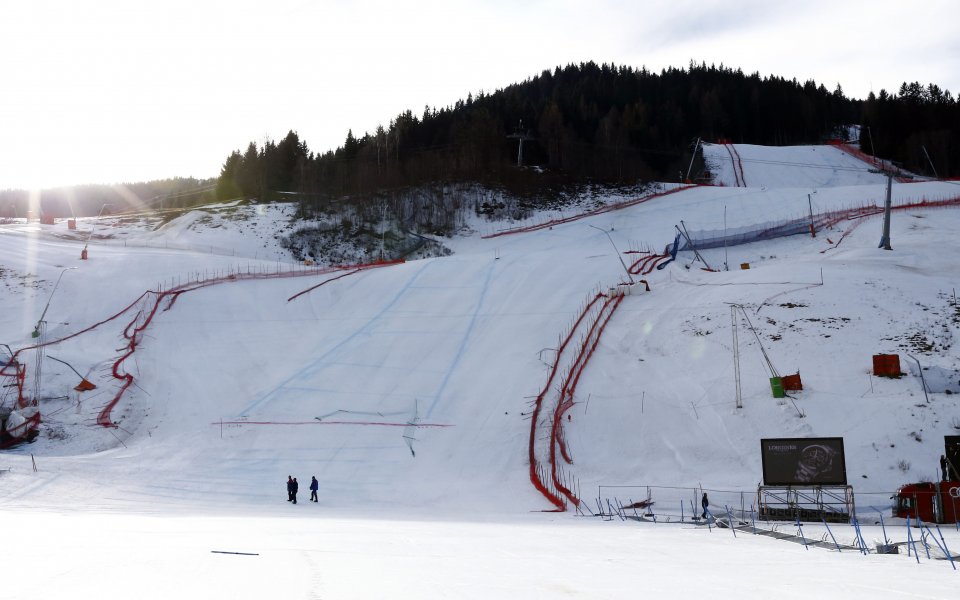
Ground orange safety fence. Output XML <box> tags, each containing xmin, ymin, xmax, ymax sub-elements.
<box><xmin>549</xmin><ymin>293</ymin><xmax>624</xmax><ymax>508</ymax></box>
<box><xmin>528</xmin><ymin>292</ymin><xmax>606</xmax><ymax>510</ymax></box>
<box><xmin>483</xmin><ymin>185</ymin><xmax>695</xmax><ymax>239</ymax></box>
<box><xmin>722</xmin><ymin>143</ymin><xmax>746</xmax><ymax>187</ymax></box>
<box><xmin>6</xmin><ymin>258</ymin><xmax>405</xmax><ymax>435</ymax></box>
<box><xmin>527</xmin><ymin>243</ymin><xmax>674</xmax><ymax>510</ymax></box>
<box><xmin>212</xmin><ymin>420</ymin><xmax>453</xmax><ymax>428</ymax></box>
<box><xmin>286</xmin><ymin>259</ymin><xmax>402</xmax><ymax>302</ymax></box>
<box><xmin>820</xmin><ymin>195</ymin><xmax>960</xmax><ymax>252</ymax></box>
<box><xmin>628</xmin><ymin>252</ymin><xmax>671</xmax><ymax>276</ymax></box>
<box><xmin>828</xmin><ymin>141</ymin><xmax>913</xmax><ymax>183</ymax></box>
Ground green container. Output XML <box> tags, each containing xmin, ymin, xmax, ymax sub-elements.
<box><xmin>770</xmin><ymin>377</ymin><xmax>785</xmax><ymax>398</ymax></box>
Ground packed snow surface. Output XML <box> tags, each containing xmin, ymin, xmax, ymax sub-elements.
<box><xmin>2</xmin><ymin>144</ymin><xmax>960</xmax><ymax>598</ymax></box>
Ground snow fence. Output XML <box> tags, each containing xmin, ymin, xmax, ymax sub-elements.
<box><xmin>669</xmin><ymin>196</ymin><xmax>960</xmax><ymax>255</ymax></box>
<box><xmin>528</xmin><ymin>252</ymin><xmax>669</xmax><ymax>511</ymax></box>
<box><xmin>7</xmin><ymin>259</ymin><xmax>403</xmax><ymax>433</ymax></box>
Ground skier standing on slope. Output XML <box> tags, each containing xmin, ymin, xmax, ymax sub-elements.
<box><xmin>701</xmin><ymin>492</ymin><xmax>709</xmax><ymax>519</ymax></box>
<box><xmin>287</xmin><ymin>476</ymin><xmax>294</xmax><ymax>502</ymax></box>
<box><xmin>310</xmin><ymin>476</ymin><xmax>319</xmax><ymax>502</ymax></box>
<box><xmin>291</xmin><ymin>477</ymin><xmax>299</xmax><ymax>504</ymax></box>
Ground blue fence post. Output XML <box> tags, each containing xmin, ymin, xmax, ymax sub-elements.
<box><xmin>725</xmin><ymin>505</ymin><xmax>737</xmax><ymax>538</ymax></box>
<box><xmin>796</xmin><ymin>515</ymin><xmax>808</xmax><ymax>550</ymax></box>
<box><xmin>923</xmin><ymin>525</ymin><xmax>955</xmax><ymax>570</ymax></box>
<box><xmin>918</xmin><ymin>517</ymin><xmax>932</xmax><ymax>559</ymax></box>
<box><xmin>936</xmin><ymin>525</ymin><xmax>956</xmax><ymax>570</ymax></box>
<box><xmin>822</xmin><ymin>518</ymin><xmax>841</xmax><ymax>552</ymax></box>
<box><xmin>851</xmin><ymin>518</ymin><xmax>868</xmax><ymax>555</ymax></box>
<box><xmin>906</xmin><ymin>517</ymin><xmax>920</xmax><ymax>564</ymax></box>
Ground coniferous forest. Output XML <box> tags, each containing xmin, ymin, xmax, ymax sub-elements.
<box><xmin>216</xmin><ymin>62</ymin><xmax>960</xmax><ymax>205</ymax></box>
<box><xmin>0</xmin><ymin>178</ymin><xmax>215</xmax><ymax>219</ymax></box>
<box><xmin>4</xmin><ymin>62</ymin><xmax>958</xmax><ymax>221</ymax></box>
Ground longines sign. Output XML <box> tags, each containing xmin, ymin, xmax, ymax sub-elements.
<box><xmin>761</xmin><ymin>437</ymin><xmax>847</xmax><ymax>486</ymax></box>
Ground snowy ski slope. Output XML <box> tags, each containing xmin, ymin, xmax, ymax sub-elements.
<box><xmin>2</xmin><ymin>144</ymin><xmax>960</xmax><ymax>598</ymax></box>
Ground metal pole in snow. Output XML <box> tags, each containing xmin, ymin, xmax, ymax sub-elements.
<box><xmin>921</xmin><ymin>145</ymin><xmax>939</xmax><ymax>179</ymax></box>
<box><xmin>684</xmin><ymin>137</ymin><xmax>700</xmax><ymax>182</ymax></box>
<box><xmin>725</xmin><ymin>506</ymin><xmax>737</xmax><ymax>538</ymax></box>
<box><xmin>588</xmin><ymin>224</ymin><xmax>634</xmax><ymax>285</ymax></box>
<box><xmin>906</xmin><ymin>353</ymin><xmax>930</xmax><ymax>404</ymax></box>
<box><xmin>854</xmin><ymin>518</ymin><xmax>869</xmax><ymax>555</ymax></box>
<box><xmin>822</xmin><ymin>518</ymin><xmax>841</xmax><ymax>552</ymax></box>
<box><xmin>923</xmin><ymin>525</ymin><xmax>953</xmax><ymax>568</ymax></box>
<box><xmin>879</xmin><ymin>173</ymin><xmax>893</xmax><ymax>250</ymax></box>
<box><xmin>906</xmin><ymin>517</ymin><xmax>920</xmax><ymax>563</ymax></box>
<box><xmin>918</xmin><ymin>518</ymin><xmax>932</xmax><ymax>559</ymax></box>
<box><xmin>678</xmin><ymin>221</ymin><xmax>712</xmax><ymax>270</ymax></box>
<box><xmin>796</xmin><ymin>515</ymin><xmax>808</xmax><ymax>550</ymax></box>
<box><xmin>936</xmin><ymin>525</ymin><xmax>956</xmax><ymax>569</ymax></box>
<box><xmin>723</xmin><ymin>205</ymin><xmax>729</xmax><ymax>270</ymax></box>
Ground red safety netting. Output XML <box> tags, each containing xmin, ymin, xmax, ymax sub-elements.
<box><xmin>527</xmin><ymin>282</ymin><xmax>636</xmax><ymax>510</ymax></box>
<box><xmin>549</xmin><ymin>293</ymin><xmax>624</xmax><ymax>507</ymax></box>
<box><xmin>5</xmin><ymin>259</ymin><xmax>404</xmax><ymax>437</ymax></box>
<box><xmin>721</xmin><ymin>143</ymin><xmax>747</xmax><ymax>187</ymax></box>
<box><xmin>528</xmin><ymin>292</ymin><xmax>606</xmax><ymax>510</ymax></box>
<box><xmin>483</xmin><ymin>185</ymin><xmax>695</xmax><ymax>239</ymax></box>
<box><xmin>819</xmin><ymin>196</ymin><xmax>960</xmax><ymax>252</ymax></box>
<box><xmin>828</xmin><ymin>141</ymin><xmax>914</xmax><ymax>183</ymax></box>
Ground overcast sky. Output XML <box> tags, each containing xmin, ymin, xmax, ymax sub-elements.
<box><xmin>2</xmin><ymin>0</ymin><xmax>957</xmax><ymax>190</ymax></box>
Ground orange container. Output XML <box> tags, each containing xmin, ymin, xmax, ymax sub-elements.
<box><xmin>781</xmin><ymin>372</ymin><xmax>803</xmax><ymax>391</ymax></box>
<box><xmin>872</xmin><ymin>354</ymin><xmax>902</xmax><ymax>377</ymax></box>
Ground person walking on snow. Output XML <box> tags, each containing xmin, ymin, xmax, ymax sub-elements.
<box><xmin>287</xmin><ymin>476</ymin><xmax>294</xmax><ymax>502</ymax></box>
<box><xmin>701</xmin><ymin>492</ymin><xmax>709</xmax><ymax>519</ymax></box>
<box><xmin>310</xmin><ymin>476</ymin><xmax>319</xmax><ymax>502</ymax></box>
<box><xmin>291</xmin><ymin>477</ymin><xmax>299</xmax><ymax>504</ymax></box>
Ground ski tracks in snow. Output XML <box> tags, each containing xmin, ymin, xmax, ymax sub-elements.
<box><xmin>240</xmin><ymin>257</ymin><xmax>496</xmax><ymax>424</ymax></box>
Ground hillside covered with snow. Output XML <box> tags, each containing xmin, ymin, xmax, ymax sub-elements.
<box><xmin>2</xmin><ymin>143</ymin><xmax>960</xmax><ymax>598</ymax></box>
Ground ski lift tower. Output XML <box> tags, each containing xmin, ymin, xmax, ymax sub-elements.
<box><xmin>507</xmin><ymin>120</ymin><xmax>535</xmax><ymax>167</ymax></box>
<box><xmin>870</xmin><ymin>167</ymin><xmax>913</xmax><ymax>251</ymax></box>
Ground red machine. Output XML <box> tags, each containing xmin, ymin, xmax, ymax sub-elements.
<box><xmin>893</xmin><ymin>481</ymin><xmax>960</xmax><ymax>524</ymax></box>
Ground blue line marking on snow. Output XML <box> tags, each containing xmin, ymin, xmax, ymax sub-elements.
<box><xmin>238</xmin><ymin>261</ymin><xmax>434</xmax><ymax>416</ymax></box>
<box><xmin>424</xmin><ymin>259</ymin><xmax>496</xmax><ymax>419</ymax></box>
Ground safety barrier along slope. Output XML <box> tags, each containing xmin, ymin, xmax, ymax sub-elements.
<box><xmin>527</xmin><ymin>250</ymin><xmax>670</xmax><ymax>511</ymax></box>
<box><xmin>829</xmin><ymin>141</ymin><xmax>913</xmax><ymax>183</ymax></box>
<box><xmin>483</xmin><ymin>185</ymin><xmax>695</xmax><ymax>239</ymax></box>
<box><xmin>528</xmin><ymin>292</ymin><xmax>607</xmax><ymax>510</ymax></box>
<box><xmin>548</xmin><ymin>292</ymin><xmax>624</xmax><ymax>507</ymax></box>
<box><xmin>721</xmin><ymin>142</ymin><xmax>746</xmax><ymax>187</ymax></box>
<box><xmin>6</xmin><ymin>259</ymin><xmax>403</xmax><ymax>435</ymax></box>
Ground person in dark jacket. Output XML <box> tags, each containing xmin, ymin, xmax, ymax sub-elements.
<box><xmin>701</xmin><ymin>492</ymin><xmax>709</xmax><ymax>519</ymax></box>
<box><xmin>287</xmin><ymin>476</ymin><xmax>294</xmax><ymax>502</ymax></box>
<box><xmin>291</xmin><ymin>477</ymin><xmax>299</xmax><ymax>504</ymax></box>
<box><xmin>309</xmin><ymin>476</ymin><xmax>319</xmax><ymax>502</ymax></box>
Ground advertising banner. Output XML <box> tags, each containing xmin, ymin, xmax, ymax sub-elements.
<box><xmin>761</xmin><ymin>438</ymin><xmax>847</xmax><ymax>486</ymax></box>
